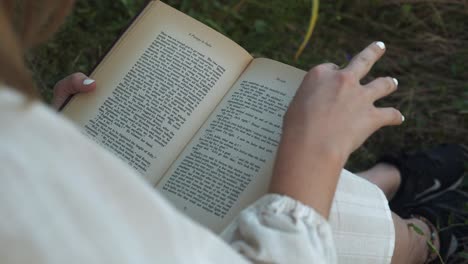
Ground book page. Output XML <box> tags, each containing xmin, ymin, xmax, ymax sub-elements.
<box><xmin>156</xmin><ymin>58</ymin><xmax>307</xmax><ymax>232</ymax></box>
<box><xmin>62</xmin><ymin>1</ymin><xmax>253</xmax><ymax>185</ymax></box>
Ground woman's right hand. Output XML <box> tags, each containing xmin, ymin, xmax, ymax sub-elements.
<box><xmin>284</xmin><ymin>41</ymin><xmax>403</xmax><ymax>159</ymax></box>
<box><xmin>270</xmin><ymin>42</ymin><xmax>403</xmax><ymax>217</ymax></box>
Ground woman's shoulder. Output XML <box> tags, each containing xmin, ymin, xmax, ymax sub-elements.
<box><xmin>0</xmin><ymin>85</ymin><xmax>107</xmax><ymax>173</ymax></box>
<box><xmin>0</xmin><ymin>85</ymin><xmax>56</xmax><ymax>122</ymax></box>
<box><xmin>0</xmin><ymin>86</ymin><xmax>78</xmax><ymax>142</ymax></box>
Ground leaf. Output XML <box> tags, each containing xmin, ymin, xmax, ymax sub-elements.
<box><xmin>407</xmin><ymin>222</ymin><xmax>446</xmax><ymax>264</ymax></box>
<box><xmin>408</xmin><ymin>223</ymin><xmax>425</xmax><ymax>236</ymax></box>
<box><xmin>459</xmin><ymin>252</ymin><xmax>468</xmax><ymax>259</ymax></box>
<box><xmin>118</xmin><ymin>0</ymin><xmax>139</xmax><ymax>16</ymax></box>
<box><xmin>447</xmin><ymin>212</ymin><xmax>454</xmax><ymax>226</ymax></box>
<box><xmin>119</xmin><ymin>0</ymin><xmax>132</xmax><ymax>9</ymax></box>
<box><xmin>450</xmin><ymin>63</ymin><xmax>458</xmax><ymax>77</ymax></box>
<box><xmin>254</xmin><ymin>20</ymin><xmax>268</xmax><ymax>33</ymax></box>
<box><xmin>401</xmin><ymin>4</ymin><xmax>412</xmax><ymax>16</ymax></box>
<box><xmin>426</xmin><ymin>241</ymin><xmax>445</xmax><ymax>264</ymax></box>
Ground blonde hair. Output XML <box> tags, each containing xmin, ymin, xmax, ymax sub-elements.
<box><xmin>0</xmin><ymin>0</ymin><xmax>74</xmax><ymax>98</ymax></box>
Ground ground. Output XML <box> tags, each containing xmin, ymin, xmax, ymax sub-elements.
<box><xmin>28</xmin><ymin>0</ymin><xmax>467</xmax><ymax>261</ymax></box>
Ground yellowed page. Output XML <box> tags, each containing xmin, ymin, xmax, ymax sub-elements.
<box><xmin>156</xmin><ymin>58</ymin><xmax>307</xmax><ymax>232</ymax></box>
<box><xmin>62</xmin><ymin>1</ymin><xmax>252</xmax><ymax>185</ymax></box>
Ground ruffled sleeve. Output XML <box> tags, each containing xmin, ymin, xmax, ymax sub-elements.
<box><xmin>222</xmin><ymin>194</ymin><xmax>337</xmax><ymax>264</ymax></box>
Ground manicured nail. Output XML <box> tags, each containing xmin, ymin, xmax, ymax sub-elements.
<box><xmin>83</xmin><ymin>78</ymin><xmax>95</xmax><ymax>85</ymax></box>
<box><xmin>401</xmin><ymin>115</ymin><xmax>405</xmax><ymax>122</ymax></box>
<box><xmin>376</xmin><ymin>41</ymin><xmax>385</xmax><ymax>50</ymax></box>
<box><xmin>393</xmin><ymin>78</ymin><xmax>398</xmax><ymax>86</ymax></box>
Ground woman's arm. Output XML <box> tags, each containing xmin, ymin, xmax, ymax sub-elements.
<box><xmin>270</xmin><ymin>41</ymin><xmax>403</xmax><ymax>218</ymax></box>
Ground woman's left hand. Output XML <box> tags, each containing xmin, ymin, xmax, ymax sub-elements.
<box><xmin>52</xmin><ymin>72</ymin><xmax>96</xmax><ymax>110</ymax></box>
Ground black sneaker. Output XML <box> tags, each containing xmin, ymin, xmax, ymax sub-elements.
<box><xmin>379</xmin><ymin>144</ymin><xmax>467</xmax><ymax>213</ymax></box>
<box><xmin>400</xmin><ymin>190</ymin><xmax>468</xmax><ymax>263</ymax></box>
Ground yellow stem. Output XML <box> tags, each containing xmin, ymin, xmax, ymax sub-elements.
<box><xmin>294</xmin><ymin>0</ymin><xmax>319</xmax><ymax>61</ymax></box>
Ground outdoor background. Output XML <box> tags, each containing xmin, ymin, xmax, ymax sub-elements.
<box><xmin>29</xmin><ymin>0</ymin><xmax>467</xmax><ymax>171</ymax></box>
<box><xmin>28</xmin><ymin>0</ymin><xmax>467</xmax><ymax>261</ymax></box>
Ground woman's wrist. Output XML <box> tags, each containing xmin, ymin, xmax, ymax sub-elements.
<box><xmin>269</xmin><ymin>131</ymin><xmax>349</xmax><ymax>218</ymax></box>
<box><xmin>281</xmin><ymin>123</ymin><xmax>351</xmax><ymax>164</ymax></box>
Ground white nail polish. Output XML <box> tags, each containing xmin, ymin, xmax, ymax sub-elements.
<box><xmin>376</xmin><ymin>41</ymin><xmax>385</xmax><ymax>50</ymax></box>
<box><xmin>401</xmin><ymin>115</ymin><xmax>405</xmax><ymax>122</ymax></box>
<box><xmin>393</xmin><ymin>78</ymin><xmax>398</xmax><ymax>86</ymax></box>
<box><xmin>83</xmin><ymin>78</ymin><xmax>95</xmax><ymax>85</ymax></box>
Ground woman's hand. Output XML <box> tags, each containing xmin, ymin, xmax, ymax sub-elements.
<box><xmin>285</xmin><ymin>41</ymin><xmax>403</xmax><ymax>158</ymax></box>
<box><xmin>270</xmin><ymin>42</ymin><xmax>403</xmax><ymax>218</ymax></box>
<box><xmin>52</xmin><ymin>72</ymin><xmax>96</xmax><ymax>110</ymax></box>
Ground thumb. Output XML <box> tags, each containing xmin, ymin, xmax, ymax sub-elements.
<box><xmin>52</xmin><ymin>72</ymin><xmax>96</xmax><ymax>110</ymax></box>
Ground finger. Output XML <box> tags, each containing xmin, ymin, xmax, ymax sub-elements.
<box><xmin>307</xmin><ymin>63</ymin><xmax>340</xmax><ymax>78</ymax></box>
<box><xmin>345</xmin><ymin>41</ymin><xmax>386</xmax><ymax>79</ymax></box>
<box><xmin>319</xmin><ymin>62</ymin><xmax>340</xmax><ymax>71</ymax></box>
<box><xmin>52</xmin><ymin>73</ymin><xmax>96</xmax><ymax>109</ymax></box>
<box><xmin>375</xmin><ymin>107</ymin><xmax>405</xmax><ymax>127</ymax></box>
<box><xmin>365</xmin><ymin>77</ymin><xmax>398</xmax><ymax>101</ymax></box>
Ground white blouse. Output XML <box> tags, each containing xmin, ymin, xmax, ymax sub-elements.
<box><xmin>0</xmin><ymin>87</ymin><xmax>336</xmax><ymax>264</ymax></box>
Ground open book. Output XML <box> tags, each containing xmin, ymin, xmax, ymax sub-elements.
<box><xmin>63</xmin><ymin>0</ymin><xmax>307</xmax><ymax>233</ymax></box>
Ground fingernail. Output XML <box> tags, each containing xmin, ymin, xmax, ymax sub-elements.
<box><xmin>401</xmin><ymin>115</ymin><xmax>405</xmax><ymax>122</ymax></box>
<box><xmin>83</xmin><ymin>78</ymin><xmax>95</xmax><ymax>85</ymax></box>
<box><xmin>376</xmin><ymin>41</ymin><xmax>385</xmax><ymax>50</ymax></box>
<box><xmin>393</xmin><ymin>78</ymin><xmax>398</xmax><ymax>86</ymax></box>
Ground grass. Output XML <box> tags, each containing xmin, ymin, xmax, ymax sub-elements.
<box><xmin>28</xmin><ymin>0</ymin><xmax>467</xmax><ymax>261</ymax></box>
